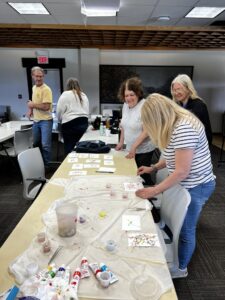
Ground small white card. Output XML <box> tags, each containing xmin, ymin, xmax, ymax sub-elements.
<box><xmin>86</xmin><ymin>159</ymin><xmax>101</xmax><ymax>163</ymax></box>
<box><xmin>72</xmin><ymin>163</ymin><xmax>83</xmax><ymax>169</ymax></box>
<box><xmin>77</xmin><ymin>153</ymin><xmax>89</xmax><ymax>158</ymax></box>
<box><xmin>127</xmin><ymin>233</ymin><xmax>160</xmax><ymax>247</ymax></box>
<box><xmin>96</xmin><ymin>167</ymin><xmax>116</xmax><ymax>173</ymax></box>
<box><xmin>68</xmin><ymin>152</ymin><xmax>78</xmax><ymax>158</ymax></box>
<box><xmin>123</xmin><ymin>182</ymin><xmax>143</xmax><ymax>192</ymax></box>
<box><xmin>68</xmin><ymin>157</ymin><xmax>78</xmax><ymax>163</ymax></box>
<box><xmin>83</xmin><ymin>164</ymin><xmax>100</xmax><ymax>169</ymax></box>
<box><xmin>69</xmin><ymin>170</ymin><xmax>87</xmax><ymax>176</ymax></box>
<box><xmin>104</xmin><ymin>155</ymin><xmax>113</xmax><ymax>160</ymax></box>
<box><xmin>104</xmin><ymin>160</ymin><xmax>114</xmax><ymax>166</ymax></box>
<box><xmin>122</xmin><ymin>215</ymin><xmax>141</xmax><ymax>231</ymax></box>
<box><xmin>89</xmin><ymin>154</ymin><xmax>100</xmax><ymax>158</ymax></box>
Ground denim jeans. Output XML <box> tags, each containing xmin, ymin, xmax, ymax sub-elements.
<box><xmin>178</xmin><ymin>179</ymin><xmax>216</xmax><ymax>269</ymax></box>
<box><xmin>32</xmin><ymin>120</ymin><xmax>53</xmax><ymax>166</ymax></box>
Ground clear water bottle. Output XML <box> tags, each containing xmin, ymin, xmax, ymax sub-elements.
<box><xmin>99</xmin><ymin>122</ymin><xmax>104</xmax><ymax>136</ymax></box>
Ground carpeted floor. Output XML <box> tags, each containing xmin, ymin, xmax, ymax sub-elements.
<box><xmin>0</xmin><ymin>143</ymin><xmax>225</xmax><ymax>299</ymax></box>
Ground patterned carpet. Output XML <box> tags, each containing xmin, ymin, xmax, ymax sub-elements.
<box><xmin>0</xmin><ymin>144</ymin><xmax>224</xmax><ymax>299</ymax></box>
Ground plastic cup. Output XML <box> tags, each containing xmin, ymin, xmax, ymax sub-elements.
<box><xmin>99</xmin><ymin>271</ymin><xmax>110</xmax><ymax>288</ymax></box>
<box><xmin>56</xmin><ymin>204</ymin><xmax>78</xmax><ymax>237</ymax></box>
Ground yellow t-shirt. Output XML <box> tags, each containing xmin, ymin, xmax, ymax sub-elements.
<box><xmin>32</xmin><ymin>83</ymin><xmax>53</xmax><ymax>121</ymax></box>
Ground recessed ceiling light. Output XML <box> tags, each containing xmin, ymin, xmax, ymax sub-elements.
<box><xmin>81</xmin><ymin>0</ymin><xmax>120</xmax><ymax>17</ymax></box>
<box><xmin>8</xmin><ymin>2</ymin><xmax>49</xmax><ymax>15</ymax></box>
<box><xmin>185</xmin><ymin>7</ymin><xmax>225</xmax><ymax>18</ymax></box>
<box><xmin>158</xmin><ymin>16</ymin><xmax>170</xmax><ymax>21</ymax></box>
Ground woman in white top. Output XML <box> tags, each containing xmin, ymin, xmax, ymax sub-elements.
<box><xmin>115</xmin><ymin>77</ymin><xmax>155</xmax><ymax>185</ymax></box>
<box><xmin>57</xmin><ymin>78</ymin><xmax>89</xmax><ymax>155</ymax></box>
<box><xmin>136</xmin><ymin>93</ymin><xmax>215</xmax><ymax>278</ymax></box>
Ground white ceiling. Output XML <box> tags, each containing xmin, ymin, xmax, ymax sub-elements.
<box><xmin>0</xmin><ymin>0</ymin><xmax>225</xmax><ymax>27</ymax></box>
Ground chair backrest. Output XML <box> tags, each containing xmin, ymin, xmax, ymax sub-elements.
<box><xmin>14</xmin><ymin>128</ymin><xmax>33</xmax><ymax>155</ymax></box>
<box><xmin>17</xmin><ymin>147</ymin><xmax>45</xmax><ymax>201</ymax></box>
<box><xmin>160</xmin><ymin>184</ymin><xmax>191</xmax><ymax>267</ymax></box>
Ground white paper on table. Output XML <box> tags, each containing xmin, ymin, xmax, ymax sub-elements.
<box><xmin>67</xmin><ymin>157</ymin><xmax>78</xmax><ymax>163</ymax></box>
<box><xmin>96</xmin><ymin>167</ymin><xmax>116</xmax><ymax>173</ymax></box>
<box><xmin>83</xmin><ymin>164</ymin><xmax>100</xmax><ymax>169</ymax></box>
<box><xmin>122</xmin><ymin>215</ymin><xmax>141</xmax><ymax>231</ymax></box>
<box><xmin>104</xmin><ymin>160</ymin><xmax>114</xmax><ymax>166</ymax></box>
<box><xmin>69</xmin><ymin>170</ymin><xmax>87</xmax><ymax>176</ymax></box>
<box><xmin>68</xmin><ymin>152</ymin><xmax>78</xmax><ymax>158</ymax></box>
<box><xmin>123</xmin><ymin>182</ymin><xmax>143</xmax><ymax>192</ymax></box>
<box><xmin>86</xmin><ymin>159</ymin><xmax>101</xmax><ymax>163</ymax></box>
<box><xmin>104</xmin><ymin>155</ymin><xmax>113</xmax><ymax>160</ymax></box>
<box><xmin>89</xmin><ymin>154</ymin><xmax>99</xmax><ymax>158</ymax></box>
<box><xmin>127</xmin><ymin>233</ymin><xmax>160</xmax><ymax>247</ymax></box>
<box><xmin>72</xmin><ymin>163</ymin><xmax>83</xmax><ymax>169</ymax></box>
<box><xmin>77</xmin><ymin>153</ymin><xmax>89</xmax><ymax>158</ymax></box>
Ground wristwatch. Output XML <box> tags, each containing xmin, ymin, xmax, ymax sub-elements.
<box><xmin>150</xmin><ymin>164</ymin><xmax>158</xmax><ymax>172</ymax></box>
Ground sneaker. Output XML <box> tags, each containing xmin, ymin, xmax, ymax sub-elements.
<box><xmin>170</xmin><ymin>267</ymin><xmax>188</xmax><ymax>279</ymax></box>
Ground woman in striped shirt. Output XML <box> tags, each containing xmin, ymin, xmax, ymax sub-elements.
<box><xmin>136</xmin><ymin>93</ymin><xmax>215</xmax><ymax>278</ymax></box>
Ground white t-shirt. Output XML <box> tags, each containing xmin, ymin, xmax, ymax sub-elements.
<box><xmin>120</xmin><ymin>99</ymin><xmax>155</xmax><ymax>154</ymax></box>
<box><xmin>57</xmin><ymin>90</ymin><xmax>89</xmax><ymax>124</ymax></box>
<box><xmin>162</xmin><ymin>119</ymin><xmax>215</xmax><ymax>189</ymax></box>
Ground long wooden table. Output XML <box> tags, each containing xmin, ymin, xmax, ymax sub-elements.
<box><xmin>0</xmin><ymin>150</ymin><xmax>177</xmax><ymax>299</ymax></box>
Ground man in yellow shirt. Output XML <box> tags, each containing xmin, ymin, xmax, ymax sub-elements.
<box><xmin>27</xmin><ymin>66</ymin><xmax>53</xmax><ymax>166</ymax></box>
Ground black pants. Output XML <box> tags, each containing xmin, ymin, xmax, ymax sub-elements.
<box><xmin>62</xmin><ymin>117</ymin><xmax>88</xmax><ymax>155</ymax></box>
<box><xmin>135</xmin><ymin>151</ymin><xmax>155</xmax><ymax>186</ymax></box>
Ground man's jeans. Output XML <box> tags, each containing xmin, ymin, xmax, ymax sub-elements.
<box><xmin>32</xmin><ymin>120</ymin><xmax>53</xmax><ymax>166</ymax></box>
<box><xmin>178</xmin><ymin>179</ymin><xmax>216</xmax><ymax>269</ymax></box>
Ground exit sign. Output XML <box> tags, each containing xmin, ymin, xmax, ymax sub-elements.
<box><xmin>37</xmin><ymin>56</ymin><xmax>49</xmax><ymax>64</ymax></box>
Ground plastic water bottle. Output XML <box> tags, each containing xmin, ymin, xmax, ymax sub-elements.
<box><xmin>99</xmin><ymin>122</ymin><xmax>104</xmax><ymax>136</ymax></box>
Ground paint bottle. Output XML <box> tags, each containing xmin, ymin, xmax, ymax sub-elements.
<box><xmin>80</xmin><ymin>257</ymin><xmax>90</xmax><ymax>279</ymax></box>
<box><xmin>70</xmin><ymin>268</ymin><xmax>81</xmax><ymax>291</ymax></box>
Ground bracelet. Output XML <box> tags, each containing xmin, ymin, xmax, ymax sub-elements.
<box><xmin>150</xmin><ymin>164</ymin><xmax>158</xmax><ymax>172</ymax></box>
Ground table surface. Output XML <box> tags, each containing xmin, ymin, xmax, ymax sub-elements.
<box><xmin>0</xmin><ymin>121</ymin><xmax>33</xmax><ymax>143</ymax></box>
<box><xmin>0</xmin><ymin>150</ymin><xmax>177</xmax><ymax>299</ymax></box>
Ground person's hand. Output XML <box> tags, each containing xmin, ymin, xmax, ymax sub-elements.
<box><xmin>125</xmin><ymin>151</ymin><xmax>135</xmax><ymax>159</ymax></box>
<box><xmin>125</xmin><ymin>145</ymin><xmax>136</xmax><ymax>159</ymax></box>
<box><xmin>115</xmin><ymin>143</ymin><xmax>123</xmax><ymax>151</ymax></box>
<box><xmin>26</xmin><ymin>108</ymin><xmax>33</xmax><ymax>118</ymax></box>
<box><xmin>27</xmin><ymin>100</ymin><xmax>34</xmax><ymax>109</ymax></box>
<box><xmin>137</xmin><ymin>166</ymin><xmax>152</xmax><ymax>175</ymax></box>
<box><xmin>135</xmin><ymin>187</ymin><xmax>156</xmax><ymax>199</ymax></box>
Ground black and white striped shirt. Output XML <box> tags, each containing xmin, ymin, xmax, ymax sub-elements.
<box><xmin>162</xmin><ymin>119</ymin><xmax>215</xmax><ymax>189</ymax></box>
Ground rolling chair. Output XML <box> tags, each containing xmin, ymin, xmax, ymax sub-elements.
<box><xmin>17</xmin><ymin>147</ymin><xmax>47</xmax><ymax>201</ymax></box>
<box><xmin>156</xmin><ymin>184</ymin><xmax>191</xmax><ymax>270</ymax></box>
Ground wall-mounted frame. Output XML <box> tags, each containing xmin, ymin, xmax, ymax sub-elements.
<box><xmin>100</xmin><ymin>65</ymin><xmax>193</xmax><ymax>104</ymax></box>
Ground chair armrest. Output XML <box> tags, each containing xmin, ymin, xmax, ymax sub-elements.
<box><xmin>26</xmin><ymin>177</ymin><xmax>47</xmax><ymax>183</ymax></box>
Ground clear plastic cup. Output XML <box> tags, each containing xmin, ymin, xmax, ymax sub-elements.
<box><xmin>56</xmin><ymin>204</ymin><xmax>78</xmax><ymax>237</ymax></box>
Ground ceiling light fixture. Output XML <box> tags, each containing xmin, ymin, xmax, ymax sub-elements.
<box><xmin>81</xmin><ymin>0</ymin><xmax>120</xmax><ymax>17</ymax></box>
<box><xmin>158</xmin><ymin>16</ymin><xmax>170</xmax><ymax>21</ymax></box>
<box><xmin>185</xmin><ymin>7</ymin><xmax>225</xmax><ymax>18</ymax></box>
<box><xmin>8</xmin><ymin>2</ymin><xmax>49</xmax><ymax>15</ymax></box>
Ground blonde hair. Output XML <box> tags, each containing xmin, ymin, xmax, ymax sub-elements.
<box><xmin>31</xmin><ymin>66</ymin><xmax>44</xmax><ymax>75</ymax></box>
<box><xmin>141</xmin><ymin>93</ymin><xmax>202</xmax><ymax>149</ymax></box>
<box><xmin>171</xmin><ymin>74</ymin><xmax>201</xmax><ymax>102</ymax></box>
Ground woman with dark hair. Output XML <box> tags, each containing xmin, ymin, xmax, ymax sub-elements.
<box><xmin>57</xmin><ymin>78</ymin><xmax>89</xmax><ymax>155</ymax></box>
<box><xmin>115</xmin><ymin>77</ymin><xmax>155</xmax><ymax>185</ymax></box>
